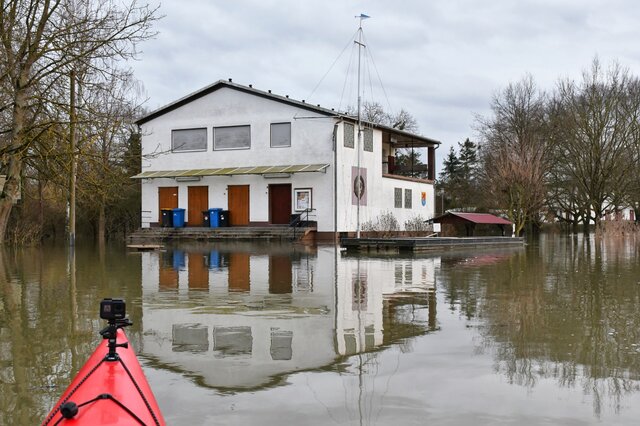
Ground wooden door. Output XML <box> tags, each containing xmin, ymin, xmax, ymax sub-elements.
<box><xmin>269</xmin><ymin>255</ymin><xmax>292</xmax><ymax>294</ymax></box>
<box><xmin>159</xmin><ymin>265</ymin><xmax>178</xmax><ymax>290</ymax></box>
<box><xmin>228</xmin><ymin>252</ymin><xmax>250</xmax><ymax>292</ymax></box>
<box><xmin>188</xmin><ymin>186</ymin><xmax>209</xmax><ymax>226</ymax></box>
<box><xmin>228</xmin><ymin>185</ymin><xmax>250</xmax><ymax>226</ymax></box>
<box><xmin>269</xmin><ymin>184</ymin><xmax>291</xmax><ymax>224</ymax></box>
<box><xmin>188</xmin><ymin>252</ymin><xmax>209</xmax><ymax>290</ymax></box>
<box><xmin>158</xmin><ymin>187</ymin><xmax>178</xmax><ymax>221</ymax></box>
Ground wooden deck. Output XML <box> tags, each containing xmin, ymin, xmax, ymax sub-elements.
<box><xmin>341</xmin><ymin>236</ymin><xmax>525</xmax><ymax>253</ymax></box>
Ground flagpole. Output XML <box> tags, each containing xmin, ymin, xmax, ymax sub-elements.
<box><xmin>355</xmin><ymin>13</ymin><xmax>369</xmax><ymax>239</ymax></box>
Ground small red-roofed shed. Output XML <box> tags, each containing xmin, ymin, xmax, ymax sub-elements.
<box><xmin>433</xmin><ymin>212</ymin><xmax>513</xmax><ymax>237</ymax></box>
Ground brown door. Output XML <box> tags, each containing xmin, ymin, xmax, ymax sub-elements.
<box><xmin>158</xmin><ymin>187</ymin><xmax>178</xmax><ymax>222</ymax></box>
<box><xmin>188</xmin><ymin>252</ymin><xmax>209</xmax><ymax>290</ymax></box>
<box><xmin>228</xmin><ymin>185</ymin><xmax>250</xmax><ymax>226</ymax></box>
<box><xmin>188</xmin><ymin>186</ymin><xmax>209</xmax><ymax>226</ymax></box>
<box><xmin>269</xmin><ymin>184</ymin><xmax>292</xmax><ymax>224</ymax></box>
<box><xmin>269</xmin><ymin>255</ymin><xmax>292</xmax><ymax>294</ymax></box>
<box><xmin>228</xmin><ymin>252</ymin><xmax>250</xmax><ymax>292</ymax></box>
<box><xmin>159</xmin><ymin>265</ymin><xmax>178</xmax><ymax>291</ymax></box>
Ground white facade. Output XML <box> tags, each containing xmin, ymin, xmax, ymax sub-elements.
<box><xmin>138</xmin><ymin>245</ymin><xmax>438</xmax><ymax>389</ymax></box>
<box><xmin>135</xmin><ymin>81</ymin><xmax>439</xmax><ymax>235</ymax></box>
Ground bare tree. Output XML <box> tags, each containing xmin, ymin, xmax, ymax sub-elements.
<box><xmin>477</xmin><ymin>75</ymin><xmax>550</xmax><ymax>235</ymax></box>
<box><xmin>76</xmin><ymin>68</ymin><xmax>143</xmax><ymax>243</ymax></box>
<box><xmin>346</xmin><ymin>101</ymin><xmax>419</xmax><ymax>133</ymax></box>
<box><xmin>549</xmin><ymin>59</ymin><xmax>640</xmax><ymax>228</ymax></box>
<box><xmin>0</xmin><ymin>0</ymin><xmax>159</xmax><ymax>242</ymax></box>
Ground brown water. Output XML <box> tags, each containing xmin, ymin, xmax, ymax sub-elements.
<box><xmin>2</xmin><ymin>235</ymin><xmax>640</xmax><ymax>425</ymax></box>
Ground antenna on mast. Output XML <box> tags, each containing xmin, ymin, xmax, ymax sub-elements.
<box><xmin>354</xmin><ymin>13</ymin><xmax>369</xmax><ymax>239</ymax></box>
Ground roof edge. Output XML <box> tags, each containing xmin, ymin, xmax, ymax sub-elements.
<box><xmin>135</xmin><ymin>80</ymin><xmax>441</xmax><ymax>146</ymax></box>
<box><xmin>135</xmin><ymin>80</ymin><xmax>338</xmax><ymax>125</ymax></box>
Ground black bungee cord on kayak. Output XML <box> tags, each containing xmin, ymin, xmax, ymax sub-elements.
<box><xmin>43</xmin><ymin>299</ymin><xmax>161</xmax><ymax>426</ymax></box>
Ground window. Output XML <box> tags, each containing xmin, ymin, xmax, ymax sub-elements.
<box><xmin>344</xmin><ymin>123</ymin><xmax>354</xmax><ymax>148</ymax></box>
<box><xmin>214</xmin><ymin>125</ymin><xmax>251</xmax><ymax>150</ymax></box>
<box><xmin>394</xmin><ymin>188</ymin><xmax>402</xmax><ymax>208</ymax></box>
<box><xmin>363</xmin><ymin>128</ymin><xmax>373</xmax><ymax>152</ymax></box>
<box><xmin>271</xmin><ymin>122</ymin><xmax>291</xmax><ymax>148</ymax></box>
<box><xmin>404</xmin><ymin>189</ymin><xmax>412</xmax><ymax>208</ymax></box>
<box><xmin>171</xmin><ymin>128</ymin><xmax>207</xmax><ymax>152</ymax></box>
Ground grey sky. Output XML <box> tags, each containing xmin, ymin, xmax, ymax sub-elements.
<box><xmin>131</xmin><ymin>0</ymin><xmax>640</xmax><ymax>169</ymax></box>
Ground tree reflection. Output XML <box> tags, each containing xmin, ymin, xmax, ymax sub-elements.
<box><xmin>439</xmin><ymin>235</ymin><xmax>640</xmax><ymax>416</ymax></box>
<box><xmin>0</xmin><ymin>246</ymin><xmax>142</xmax><ymax>425</ymax></box>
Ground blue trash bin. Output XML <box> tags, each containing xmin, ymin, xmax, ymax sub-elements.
<box><xmin>209</xmin><ymin>250</ymin><xmax>220</xmax><ymax>269</ymax></box>
<box><xmin>209</xmin><ymin>208</ymin><xmax>222</xmax><ymax>228</ymax></box>
<box><xmin>172</xmin><ymin>250</ymin><xmax>185</xmax><ymax>270</ymax></box>
<box><xmin>172</xmin><ymin>208</ymin><xmax>185</xmax><ymax>228</ymax></box>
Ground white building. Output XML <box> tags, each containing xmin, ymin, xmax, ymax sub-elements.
<box><xmin>138</xmin><ymin>245</ymin><xmax>438</xmax><ymax>390</ymax></box>
<box><xmin>134</xmin><ymin>79</ymin><xmax>440</xmax><ymax>240</ymax></box>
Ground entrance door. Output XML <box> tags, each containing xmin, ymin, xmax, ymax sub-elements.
<box><xmin>269</xmin><ymin>184</ymin><xmax>292</xmax><ymax>224</ymax></box>
<box><xmin>158</xmin><ymin>187</ymin><xmax>178</xmax><ymax>222</ymax></box>
<box><xmin>228</xmin><ymin>185</ymin><xmax>250</xmax><ymax>226</ymax></box>
<box><xmin>269</xmin><ymin>255</ymin><xmax>292</xmax><ymax>294</ymax></box>
<box><xmin>187</xmin><ymin>186</ymin><xmax>209</xmax><ymax>226</ymax></box>
<box><xmin>228</xmin><ymin>252</ymin><xmax>250</xmax><ymax>292</ymax></box>
<box><xmin>188</xmin><ymin>252</ymin><xmax>209</xmax><ymax>290</ymax></box>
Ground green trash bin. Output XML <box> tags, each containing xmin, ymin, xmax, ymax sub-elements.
<box><xmin>161</xmin><ymin>208</ymin><xmax>173</xmax><ymax>227</ymax></box>
<box><xmin>219</xmin><ymin>210</ymin><xmax>229</xmax><ymax>227</ymax></box>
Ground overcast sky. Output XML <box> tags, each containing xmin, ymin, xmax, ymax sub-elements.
<box><xmin>130</xmin><ymin>0</ymin><xmax>640</xmax><ymax>170</ymax></box>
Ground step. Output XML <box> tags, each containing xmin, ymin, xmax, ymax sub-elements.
<box><xmin>126</xmin><ymin>226</ymin><xmax>315</xmax><ymax>243</ymax></box>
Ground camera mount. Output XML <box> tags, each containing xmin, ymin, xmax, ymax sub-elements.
<box><xmin>98</xmin><ymin>298</ymin><xmax>132</xmax><ymax>361</ymax></box>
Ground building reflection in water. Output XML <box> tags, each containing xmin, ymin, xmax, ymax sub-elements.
<box><xmin>140</xmin><ymin>244</ymin><xmax>437</xmax><ymax>391</ymax></box>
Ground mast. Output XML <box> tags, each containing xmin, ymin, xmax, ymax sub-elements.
<box><xmin>355</xmin><ymin>14</ymin><xmax>369</xmax><ymax>238</ymax></box>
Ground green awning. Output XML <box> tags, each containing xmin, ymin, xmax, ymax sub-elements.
<box><xmin>131</xmin><ymin>164</ymin><xmax>330</xmax><ymax>179</ymax></box>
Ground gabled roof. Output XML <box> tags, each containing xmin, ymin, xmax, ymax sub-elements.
<box><xmin>136</xmin><ymin>79</ymin><xmax>339</xmax><ymax>125</ymax></box>
<box><xmin>135</xmin><ymin>79</ymin><xmax>440</xmax><ymax>146</ymax></box>
<box><xmin>433</xmin><ymin>212</ymin><xmax>512</xmax><ymax>225</ymax></box>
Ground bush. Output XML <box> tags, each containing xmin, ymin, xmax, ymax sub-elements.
<box><xmin>595</xmin><ymin>219</ymin><xmax>640</xmax><ymax>238</ymax></box>
<box><xmin>361</xmin><ymin>211</ymin><xmax>399</xmax><ymax>237</ymax></box>
<box><xmin>404</xmin><ymin>215</ymin><xmax>430</xmax><ymax>233</ymax></box>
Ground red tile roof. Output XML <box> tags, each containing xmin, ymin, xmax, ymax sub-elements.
<box><xmin>436</xmin><ymin>212</ymin><xmax>512</xmax><ymax>225</ymax></box>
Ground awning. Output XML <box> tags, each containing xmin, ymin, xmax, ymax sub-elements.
<box><xmin>131</xmin><ymin>164</ymin><xmax>330</xmax><ymax>179</ymax></box>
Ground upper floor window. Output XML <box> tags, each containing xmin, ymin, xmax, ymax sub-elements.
<box><xmin>172</xmin><ymin>128</ymin><xmax>207</xmax><ymax>152</ymax></box>
<box><xmin>404</xmin><ymin>189</ymin><xmax>413</xmax><ymax>208</ymax></box>
<box><xmin>344</xmin><ymin>123</ymin><xmax>354</xmax><ymax>148</ymax></box>
<box><xmin>394</xmin><ymin>188</ymin><xmax>402</xmax><ymax>208</ymax></box>
<box><xmin>214</xmin><ymin>125</ymin><xmax>251</xmax><ymax>150</ymax></box>
<box><xmin>271</xmin><ymin>122</ymin><xmax>291</xmax><ymax>148</ymax></box>
<box><xmin>363</xmin><ymin>128</ymin><xmax>373</xmax><ymax>152</ymax></box>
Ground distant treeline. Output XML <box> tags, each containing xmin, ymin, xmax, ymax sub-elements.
<box><xmin>439</xmin><ymin>58</ymin><xmax>640</xmax><ymax>236</ymax></box>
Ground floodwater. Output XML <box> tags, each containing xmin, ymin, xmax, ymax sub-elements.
<box><xmin>2</xmin><ymin>235</ymin><xmax>640</xmax><ymax>425</ymax></box>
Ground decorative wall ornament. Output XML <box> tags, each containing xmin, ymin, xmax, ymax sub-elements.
<box><xmin>351</xmin><ymin>166</ymin><xmax>367</xmax><ymax>205</ymax></box>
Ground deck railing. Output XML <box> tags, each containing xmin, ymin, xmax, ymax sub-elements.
<box><xmin>290</xmin><ymin>208</ymin><xmax>315</xmax><ymax>240</ymax></box>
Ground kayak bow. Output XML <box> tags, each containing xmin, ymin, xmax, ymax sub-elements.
<box><xmin>43</xmin><ymin>299</ymin><xmax>165</xmax><ymax>425</ymax></box>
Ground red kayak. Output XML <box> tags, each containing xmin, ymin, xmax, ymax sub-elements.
<box><xmin>42</xmin><ymin>299</ymin><xmax>165</xmax><ymax>425</ymax></box>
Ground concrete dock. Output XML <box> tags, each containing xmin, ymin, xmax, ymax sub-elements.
<box><xmin>341</xmin><ymin>236</ymin><xmax>525</xmax><ymax>253</ymax></box>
